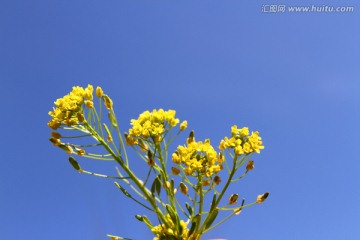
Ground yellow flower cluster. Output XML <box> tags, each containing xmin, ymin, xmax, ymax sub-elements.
<box><xmin>219</xmin><ymin>125</ymin><xmax>264</xmax><ymax>155</ymax></box>
<box><xmin>127</xmin><ymin>109</ymin><xmax>180</xmax><ymax>143</ymax></box>
<box><xmin>48</xmin><ymin>85</ymin><xmax>94</xmax><ymax>129</ymax></box>
<box><xmin>151</xmin><ymin>215</ymin><xmax>189</xmax><ymax>240</ymax></box>
<box><xmin>172</xmin><ymin>139</ymin><xmax>224</xmax><ymax>177</ymax></box>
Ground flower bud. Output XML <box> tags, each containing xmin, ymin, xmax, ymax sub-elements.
<box><xmin>180</xmin><ymin>120</ymin><xmax>188</xmax><ymax>130</ymax></box>
<box><xmin>84</xmin><ymin>100</ymin><xmax>94</xmax><ymax>108</ymax></box>
<box><xmin>51</xmin><ymin>132</ymin><xmax>62</xmax><ymax>139</ymax></box>
<box><xmin>49</xmin><ymin>137</ymin><xmax>61</xmax><ymax>146</ymax></box>
<box><xmin>186</xmin><ymin>130</ymin><xmax>195</xmax><ymax>144</ymax></box>
<box><xmin>147</xmin><ymin>150</ymin><xmax>155</xmax><ymax>167</ymax></box>
<box><xmin>77</xmin><ymin>112</ymin><xmax>85</xmax><ymax>122</ymax></box>
<box><xmin>213</xmin><ymin>176</ymin><xmax>221</xmax><ymax>185</ymax></box>
<box><xmin>96</xmin><ymin>86</ymin><xmax>104</xmax><ymax>97</ymax></box>
<box><xmin>179</xmin><ymin>182</ymin><xmax>188</xmax><ymax>195</ymax></box>
<box><xmin>228</xmin><ymin>194</ymin><xmax>239</xmax><ymax>205</ymax></box>
<box><xmin>256</xmin><ymin>192</ymin><xmax>269</xmax><ymax>203</ymax></box>
<box><xmin>203</xmin><ymin>180</ymin><xmax>210</xmax><ymax>186</ymax></box>
<box><xmin>103</xmin><ymin>95</ymin><xmax>113</xmax><ymax>109</ymax></box>
<box><xmin>171</xmin><ymin>167</ymin><xmax>180</xmax><ymax>175</ymax></box>
<box><xmin>76</xmin><ymin>148</ymin><xmax>86</xmax><ymax>156</ymax></box>
<box><xmin>246</xmin><ymin>160</ymin><xmax>254</xmax><ymax>171</ymax></box>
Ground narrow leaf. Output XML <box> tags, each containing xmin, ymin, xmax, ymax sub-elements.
<box><xmin>205</xmin><ymin>208</ymin><xmax>219</xmax><ymax>230</ymax></box>
<box><xmin>210</xmin><ymin>193</ymin><xmax>217</xmax><ymax>212</ymax></box>
<box><xmin>69</xmin><ymin>157</ymin><xmax>81</xmax><ymax>171</ymax></box>
<box><xmin>185</xmin><ymin>202</ymin><xmax>193</xmax><ymax>216</ymax></box>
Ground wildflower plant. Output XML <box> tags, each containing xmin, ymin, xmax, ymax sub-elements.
<box><xmin>48</xmin><ymin>85</ymin><xmax>269</xmax><ymax>240</ymax></box>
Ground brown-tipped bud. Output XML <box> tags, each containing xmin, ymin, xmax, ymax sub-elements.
<box><xmin>96</xmin><ymin>86</ymin><xmax>104</xmax><ymax>97</ymax></box>
<box><xmin>59</xmin><ymin>144</ymin><xmax>74</xmax><ymax>154</ymax></box>
<box><xmin>246</xmin><ymin>160</ymin><xmax>255</xmax><ymax>171</ymax></box>
<box><xmin>147</xmin><ymin>150</ymin><xmax>155</xmax><ymax>167</ymax></box>
<box><xmin>163</xmin><ymin>181</ymin><xmax>171</xmax><ymax>190</ymax></box>
<box><xmin>186</xmin><ymin>130</ymin><xmax>195</xmax><ymax>144</ymax></box>
<box><xmin>218</xmin><ymin>152</ymin><xmax>225</xmax><ymax>163</ymax></box>
<box><xmin>51</xmin><ymin>132</ymin><xmax>62</xmax><ymax>139</ymax></box>
<box><xmin>107</xmin><ymin>135</ymin><xmax>113</xmax><ymax>142</ymax></box>
<box><xmin>124</xmin><ymin>133</ymin><xmax>137</xmax><ymax>146</ymax></box>
<box><xmin>77</xmin><ymin>112</ymin><xmax>85</xmax><ymax>122</ymax></box>
<box><xmin>154</xmin><ymin>135</ymin><xmax>162</xmax><ymax>143</ymax></box>
<box><xmin>103</xmin><ymin>95</ymin><xmax>113</xmax><ymax>110</ymax></box>
<box><xmin>179</xmin><ymin>182</ymin><xmax>188</xmax><ymax>195</ymax></box>
<box><xmin>256</xmin><ymin>192</ymin><xmax>269</xmax><ymax>203</ymax></box>
<box><xmin>203</xmin><ymin>180</ymin><xmax>210</xmax><ymax>186</ymax></box>
<box><xmin>76</xmin><ymin>148</ymin><xmax>86</xmax><ymax>156</ymax></box>
<box><xmin>139</xmin><ymin>139</ymin><xmax>148</xmax><ymax>152</ymax></box>
<box><xmin>171</xmin><ymin>167</ymin><xmax>180</xmax><ymax>175</ymax></box>
<box><xmin>213</xmin><ymin>175</ymin><xmax>221</xmax><ymax>185</ymax></box>
<box><xmin>49</xmin><ymin>138</ymin><xmax>61</xmax><ymax>146</ymax></box>
<box><xmin>228</xmin><ymin>194</ymin><xmax>239</xmax><ymax>205</ymax></box>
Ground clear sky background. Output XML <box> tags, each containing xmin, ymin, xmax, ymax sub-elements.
<box><xmin>1</xmin><ymin>0</ymin><xmax>359</xmax><ymax>239</ymax></box>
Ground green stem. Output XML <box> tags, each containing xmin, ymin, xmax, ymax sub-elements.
<box><xmin>199</xmin><ymin>156</ymin><xmax>238</xmax><ymax>234</ymax></box>
<box><xmin>83</xmin><ymin>121</ymin><xmax>172</xmax><ymax>229</ymax></box>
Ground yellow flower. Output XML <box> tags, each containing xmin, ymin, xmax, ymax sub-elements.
<box><xmin>128</xmin><ymin>109</ymin><xmax>180</xmax><ymax>141</ymax></box>
<box><xmin>84</xmin><ymin>100</ymin><xmax>94</xmax><ymax>108</ymax></box>
<box><xmin>172</xmin><ymin>139</ymin><xmax>223</xmax><ymax>178</ymax></box>
<box><xmin>96</xmin><ymin>86</ymin><xmax>103</xmax><ymax>97</ymax></box>
<box><xmin>219</xmin><ymin>126</ymin><xmax>264</xmax><ymax>155</ymax></box>
<box><xmin>47</xmin><ymin>85</ymin><xmax>94</xmax><ymax>129</ymax></box>
<box><xmin>180</xmin><ymin>120</ymin><xmax>188</xmax><ymax>130</ymax></box>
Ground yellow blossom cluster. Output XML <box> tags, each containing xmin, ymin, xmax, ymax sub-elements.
<box><xmin>219</xmin><ymin>125</ymin><xmax>264</xmax><ymax>155</ymax></box>
<box><xmin>172</xmin><ymin>139</ymin><xmax>225</xmax><ymax>177</ymax></box>
<box><xmin>48</xmin><ymin>85</ymin><xmax>94</xmax><ymax>129</ymax></box>
<box><xmin>151</xmin><ymin>215</ymin><xmax>189</xmax><ymax>240</ymax></box>
<box><xmin>126</xmin><ymin>109</ymin><xmax>181</xmax><ymax>144</ymax></box>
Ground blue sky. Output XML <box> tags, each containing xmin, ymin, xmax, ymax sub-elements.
<box><xmin>1</xmin><ymin>0</ymin><xmax>359</xmax><ymax>239</ymax></box>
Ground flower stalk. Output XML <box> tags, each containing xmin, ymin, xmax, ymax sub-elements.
<box><xmin>48</xmin><ymin>84</ymin><xmax>268</xmax><ymax>240</ymax></box>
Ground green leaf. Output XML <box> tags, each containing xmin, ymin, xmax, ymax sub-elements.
<box><xmin>188</xmin><ymin>214</ymin><xmax>200</xmax><ymax>236</ymax></box>
<box><xmin>210</xmin><ymin>193</ymin><xmax>217</xmax><ymax>212</ymax></box>
<box><xmin>151</xmin><ymin>175</ymin><xmax>161</xmax><ymax>196</ymax></box>
<box><xmin>68</xmin><ymin>157</ymin><xmax>81</xmax><ymax>171</ymax></box>
<box><xmin>204</xmin><ymin>208</ymin><xmax>219</xmax><ymax>230</ymax></box>
<box><xmin>166</xmin><ymin>204</ymin><xmax>180</xmax><ymax>233</ymax></box>
<box><xmin>185</xmin><ymin>202</ymin><xmax>193</xmax><ymax>216</ymax></box>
